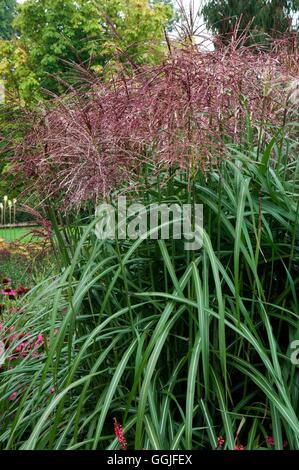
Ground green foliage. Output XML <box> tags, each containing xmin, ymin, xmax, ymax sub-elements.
<box><xmin>0</xmin><ymin>238</ymin><xmax>54</xmax><ymax>289</ymax></box>
<box><xmin>202</xmin><ymin>0</ymin><xmax>299</xmax><ymax>43</ymax></box>
<box><xmin>0</xmin><ymin>128</ymin><xmax>298</xmax><ymax>449</ymax></box>
<box><xmin>0</xmin><ymin>0</ymin><xmax>173</xmax><ymax>103</ymax></box>
<box><xmin>0</xmin><ymin>0</ymin><xmax>17</xmax><ymax>40</ymax></box>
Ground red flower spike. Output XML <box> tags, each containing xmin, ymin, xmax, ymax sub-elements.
<box><xmin>113</xmin><ymin>418</ymin><xmax>127</xmax><ymax>450</ymax></box>
<box><xmin>8</xmin><ymin>391</ymin><xmax>17</xmax><ymax>401</ymax></box>
<box><xmin>1</xmin><ymin>289</ymin><xmax>18</xmax><ymax>299</ymax></box>
<box><xmin>266</xmin><ymin>436</ymin><xmax>275</xmax><ymax>446</ymax></box>
<box><xmin>16</xmin><ymin>286</ymin><xmax>30</xmax><ymax>296</ymax></box>
<box><xmin>266</xmin><ymin>436</ymin><xmax>288</xmax><ymax>448</ymax></box>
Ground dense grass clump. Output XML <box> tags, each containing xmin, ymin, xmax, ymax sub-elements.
<box><xmin>10</xmin><ymin>37</ymin><xmax>298</xmax><ymax>209</ymax></box>
<box><xmin>0</xmin><ymin>130</ymin><xmax>298</xmax><ymax>449</ymax></box>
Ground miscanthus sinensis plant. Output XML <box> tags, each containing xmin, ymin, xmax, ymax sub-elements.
<box><xmin>0</xmin><ymin>34</ymin><xmax>298</xmax><ymax>450</ymax></box>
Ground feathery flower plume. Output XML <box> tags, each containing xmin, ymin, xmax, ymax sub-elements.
<box><xmin>113</xmin><ymin>417</ymin><xmax>127</xmax><ymax>450</ymax></box>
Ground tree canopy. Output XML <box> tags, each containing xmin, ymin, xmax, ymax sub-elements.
<box><xmin>0</xmin><ymin>0</ymin><xmax>17</xmax><ymax>40</ymax></box>
<box><xmin>0</xmin><ymin>0</ymin><xmax>173</xmax><ymax>103</ymax></box>
<box><xmin>202</xmin><ymin>0</ymin><xmax>299</xmax><ymax>43</ymax></box>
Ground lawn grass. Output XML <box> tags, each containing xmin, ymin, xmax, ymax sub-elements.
<box><xmin>0</xmin><ymin>227</ymin><xmax>41</xmax><ymax>243</ymax></box>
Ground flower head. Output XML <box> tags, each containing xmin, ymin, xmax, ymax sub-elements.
<box><xmin>266</xmin><ymin>436</ymin><xmax>275</xmax><ymax>446</ymax></box>
<box><xmin>113</xmin><ymin>417</ymin><xmax>127</xmax><ymax>450</ymax></box>
<box><xmin>1</xmin><ymin>289</ymin><xmax>18</xmax><ymax>299</ymax></box>
<box><xmin>234</xmin><ymin>444</ymin><xmax>245</xmax><ymax>450</ymax></box>
<box><xmin>16</xmin><ymin>286</ymin><xmax>30</xmax><ymax>296</ymax></box>
<box><xmin>266</xmin><ymin>436</ymin><xmax>288</xmax><ymax>448</ymax></box>
<box><xmin>9</xmin><ymin>307</ymin><xmax>24</xmax><ymax>315</ymax></box>
<box><xmin>8</xmin><ymin>391</ymin><xmax>17</xmax><ymax>401</ymax></box>
<box><xmin>35</xmin><ymin>334</ymin><xmax>44</xmax><ymax>346</ymax></box>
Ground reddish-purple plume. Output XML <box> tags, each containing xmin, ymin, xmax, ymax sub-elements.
<box><xmin>113</xmin><ymin>417</ymin><xmax>127</xmax><ymax>450</ymax></box>
<box><xmin>5</xmin><ymin>35</ymin><xmax>299</xmax><ymax>210</ymax></box>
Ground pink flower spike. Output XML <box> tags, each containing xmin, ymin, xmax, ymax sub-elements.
<box><xmin>35</xmin><ymin>334</ymin><xmax>44</xmax><ymax>347</ymax></box>
<box><xmin>266</xmin><ymin>436</ymin><xmax>275</xmax><ymax>446</ymax></box>
<box><xmin>113</xmin><ymin>418</ymin><xmax>127</xmax><ymax>450</ymax></box>
<box><xmin>50</xmin><ymin>387</ymin><xmax>56</xmax><ymax>394</ymax></box>
<box><xmin>8</xmin><ymin>391</ymin><xmax>17</xmax><ymax>401</ymax></box>
<box><xmin>234</xmin><ymin>444</ymin><xmax>245</xmax><ymax>450</ymax></box>
<box><xmin>16</xmin><ymin>286</ymin><xmax>29</xmax><ymax>296</ymax></box>
<box><xmin>1</xmin><ymin>289</ymin><xmax>18</xmax><ymax>299</ymax></box>
<box><xmin>217</xmin><ymin>436</ymin><xmax>225</xmax><ymax>447</ymax></box>
<box><xmin>266</xmin><ymin>436</ymin><xmax>288</xmax><ymax>448</ymax></box>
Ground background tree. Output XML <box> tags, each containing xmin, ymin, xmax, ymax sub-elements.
<box><xmin>0</xmin><ymin>0</ymin><xmax>17</xmax><ymax>40</ymax></box>
<box><xmin>202</xmin><ymin>0</ymin><xmax>299</xmax><ymax>44</ymax></box>
<box><xmin>0</xmin><ymin>0</ymin><xmax>173</xmax><ymax>104</ymax></box>
<box><xmin>0</xmin><ymin>0</ymin><xmax>173</xmax><ymax>195</ymax></box>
